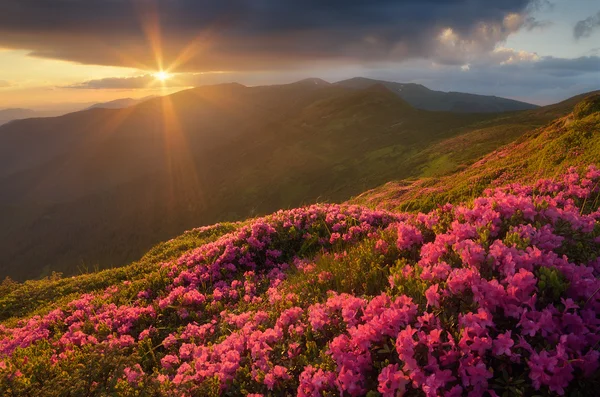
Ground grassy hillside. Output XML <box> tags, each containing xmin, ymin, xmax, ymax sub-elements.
<box><xmin>1</xmin><ymin>168</ymin><xmax>599</xmax><ymax>396</ymax></box>
<box><xmin>0</xmin><ymin>82</ymin><xmax>576</xmax><ymax>281</ymax></box>
<box><xmin>0</xmin><ymin>94</ymin><xmax>598</xmax><ymax>396</ymax></box>
<box><xmin>353</xmin><ymin>93</ymin><xmax>600</xmax><ymax>212</ymax></box>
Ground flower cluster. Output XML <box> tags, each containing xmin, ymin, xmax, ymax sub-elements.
<box><xmin>1</xmin><ymin>166</ymin><xmax>599</xmax><ymax>396</ymax></box>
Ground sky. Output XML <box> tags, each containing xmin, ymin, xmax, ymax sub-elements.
<box><xmin>0</xmin><ymin>0</ymin><xmax>598</xmax><ymax>109</ymax></box>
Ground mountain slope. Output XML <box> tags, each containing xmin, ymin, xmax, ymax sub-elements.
<box><xmin>86</xmin><ymin>96</ymin><xmax>157</xmax><ymax>110</ymax></box>
<box><xmin>0</xmin><ymin>83</ymin><xmax>585</xmax><ymax>281</ymax></box>
<box><xmin>0</xmin><ymin>108</ymin><xmax>37</xmax><ymax>126</ymax></box>
<box><xmin>353</xmin><ymin>92</ymin><xmax>600</xmax><ymax>212</ymax></box>
<box><xmin>0</xmin><ymin>97</ymin><xmax>599</xmax><ymax>395</ymax></box>
<box><xmin>337</xmin><ymin>77</ymin><xmax>539</xmax><ymax>113</ymax></box>
<box><xmin>1</xmin><ymin>161</ymin><xmax>599</xmax><ymax>396</ymax></box>
<box><xmin>0</xmin><ymin>107</ymin><xmax>91</xmax><ymax>126</ymax></box>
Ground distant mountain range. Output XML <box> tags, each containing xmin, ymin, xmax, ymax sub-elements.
<box><xmin>0</xmin><ymin>79</ymin><xmax>583</xmax><ymax>280</ymax></box>
<box><xmin>335</xmin><ymin>77</ymin><xmax>539</xmax><ymax>113</ymax></box>
<box><xmin>86</xmin><ymin>95</ymin><xmax>157</xmax><ymax>110</ymax></box>
<box><xmin>0</xmin><ymin>108</ymin><xmax>42</xmax><ymax>126</ymax></box>
<box><xmin>0</xmin><ymin>79</ymin><xmax>537</xmax><ymax>128</ymax></box>
<box><xmin>0</xmin><ymin>96</ymin><xmax>157</xmax><ymax>126</ymax></box>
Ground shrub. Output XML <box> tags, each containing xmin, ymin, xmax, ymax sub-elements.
<box><xmin>1</xmin><ymin>167</ymin><xmax>600</xmax><ymax>396</ymax></box>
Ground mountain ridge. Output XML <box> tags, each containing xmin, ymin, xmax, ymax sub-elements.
<box><xmin>335</xmin><ymin>76</ymin><xmax>539</xmax><ymax>113</ymax></box>
<box><xmin>0</xmin><ymin>82</ymin><xmax>592</xmax><ymax>281</ymax></box>
<box><xmin>0</xmin><ymin>94</ymin><xmax>599</xmax><ymax>396</ymax></box>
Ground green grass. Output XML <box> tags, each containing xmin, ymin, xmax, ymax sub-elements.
<box><xmin>352</xmin><ymin>94</ymin><xmax>600</xmax><ymax>213</ymax></box>
<box><xmin>0</xmin><ymin>223</ymin><xmax>239</xmax><ymax>324</ymax></box>
<box><xmin>1</xmin><ymin>85</ymin><xmax>587</xmax><ymax>282</ymax></box>
<box><xmin>2</xmin><ymin>93</ymin><xmax>598</xmax><ymax>324</ymax></box>
<box><xmin>0</xmin><ymin>95</ymin><xmax>599</xmax><ymax>396</ymax></box>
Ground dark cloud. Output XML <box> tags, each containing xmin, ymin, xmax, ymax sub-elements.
<box><xmin>0</xmin><ymin>80</ymin><xmax>10</xmax><ymax>88</ymax></box>
<box><xmin>574</xmin><ymin>11</ymin><xmax>600</xmax><ymax>39</ymax></box>
<box><xmin>360</xmin><ymin>59</ymin><xmax>599</xmax><ymax>105</ymax></box>
<box><xmin>63</xmin><ymin>52</ymin><xmax>599</xmax><ymax>107</ymax></box>
<box><xmin>0</xmin><ymin>0</ymin><xmax>536</xmax><ymax>71</ymax></box>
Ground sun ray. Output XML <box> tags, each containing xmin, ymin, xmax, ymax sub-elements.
<box><xmin>24</xmin><ymin>107</ymin><xmax>137</xmax><ymax>201</ymax></box>
<box><xmin>134</xmin><ymin>0</ymin><xmax>164</xmax><ymax>72</ymax></box>
<box><xmin>158</xmin><ymin>92</ymin><xmax>205</xmax><ymax>215</ymax></box>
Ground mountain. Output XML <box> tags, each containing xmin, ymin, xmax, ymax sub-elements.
<box><xmin>0</xmin><ymin>95</ymin><xmax>599</xmax><ymax>396</ymax></box>
<box><xmin>86</xmin><ymin>95</ymin><xmax>157</xmax><ymax>110</ymax></box>
<box><xmin>0</xmin><ymin>97</ymin><xmax>156</xmax><ymax>127</ymax></box>
<box><xmin>0</xmin><ymin>108</ymin><xmax>37</xmax><ymax>126</ymax></box>
<box><xmin>336</xmin><ymin>77</ymin><xmax>539</xmax><ymax>113</ymax></box>
<box><xmin>0</xmin><ymin>82</ymin><xmax>586</xmax><ymax>281</ymax></box>
<box><xmin>0</xmin><ymin>107</ymin><xmax>94</xmax><ymax>126</ymax></box>
<box><xmin>353</xmin><ymin>92</ymin><xmax>600</xmax><ymax>212</ymax></box>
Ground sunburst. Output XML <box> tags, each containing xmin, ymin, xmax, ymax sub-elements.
<box><xmin>154</xmin><ymin>71</ymin><xmax>171</xmax><ymax>81</ymax></box>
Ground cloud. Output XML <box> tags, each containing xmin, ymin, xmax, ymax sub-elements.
<box><xmin>534</xmin><ymin>56</ymin><xmax>600</xmax><ymax>75</ymax></box>
<box><xmin>67</xmin><ymin>75</ymin><xmax>160</xmax><ymax>89</ymax></box>
<box><xmin>522</xmin><ymin>16</ymin><xmax>552</xmax><ymax>31</ymax></box>
<box><xmin>65</xmin><ymin>72</ymin><xmax>235</xmax><ymax>89</ymax></box>
<box><xmin>358</xmin><ymin>57</ymin><xmax>599</xmax><ymax>105</ymax></box>
<box><xmin>63</xmin><ymin>52</ymin><xmax>599</xmax><ymax>107</ymax></box>
<box><xmin>574</xmin><ymin>11</ymin><xmax>600</xmax><ymax>39</ymax></box>
<box><xmin>491</xmin><ymin>47</ymin><xmax>540</xmax><ymax>65</ymax></box>
<box><xmin>0</xmin><ymin>80</ymin><xmax>10</xmax><ymax>88</ymax></box>
<box><xmin>0</xmin><ymin>0</ymin><xmax>538</xmax><ymax>71</ymax></box>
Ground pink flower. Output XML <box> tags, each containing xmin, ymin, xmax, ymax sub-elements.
<box><xmin>329</xmin><ymin>233</ymin><xmax>341</xmax><ymax>243</ymax></box>
<box><xmin>425</xmin><ymin>284</ymin><xmax>441</xmax><ymax>308</ymax></box>
<box><xmin>528</xmin><ymin>351</ymin><xmax>558</xmax><ymax>390</ymax></box>
<box><xmin>375</xmin><ymin>239</ymin><xmax>389</xmax><ymax>254</ymax></box>
<box><xmin>161</xmin><ymin>354</ymin><xmax>180</xmax><ymax>369</ymax></box>
<box><xmin>454</xmin><ymin>239</ymin><xmax>486</xmax><ymax>268</ymax></box>
<box><xmin>297</xmin><ymin>366</ymin><xmax>336</xmax><ymax>397</ymax></box>
<box><xmin>492</xmin><ymin>331</ymin><xmax>514</xmax><ymax>357</ymax></box>
<box><xmin>318</xmin><ymin>271</ymin><xmax>333</xmax><ymax>283</ymax></box>
<box><xmin>264</xmin><ymin>373</ymin><xmax>276</xmax><ymax>390</ymax></box>
<box><xmin>378</xmin><ymin>364</ymin><xmax>409</xmax><ymax>397</ymax></box>
<box><xmin>288</xmin><ymin>342</ymin><xmax>301</xmax><ymax>358</ymax></box>
<box><xmin>123</xmin><ymin>364</ymin><xmax>143</xmax><ymax>384</ymax></box>
<box><xmin>397</xmin><ymin>224</ymin><xmax>423</xmax><ymax>250</ymax></box>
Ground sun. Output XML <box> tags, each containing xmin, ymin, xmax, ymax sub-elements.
<box><xmin>154</xmin><ymin>71</ymin><xmax>171</xmax><ymax>81</ymax></box>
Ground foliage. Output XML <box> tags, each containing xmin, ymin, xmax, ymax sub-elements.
<box><xmin>573</xmin><ymin>94</ymin><xmax>600</xmax><ymax>120</ymax></box>
<box><xmin>353</xmin><ymin>93</ymin><xmax>600</xmax><ymax>214</ymax></box>
<box><xmin>0</xmin><ymin>84</ymin><xmax>584</xmax><ymax>281</ymax></box>
<box><xmin>1</xmin><ymin>168</ymin><xmax>600</xmax><ymax>396</ymax></box>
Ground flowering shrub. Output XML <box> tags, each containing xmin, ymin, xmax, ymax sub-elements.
<box><xmin>1</xmin><ymin>166</ymin><xmax>600</xmax><ymax>396</ymax></box>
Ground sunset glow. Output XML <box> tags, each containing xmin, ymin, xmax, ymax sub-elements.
<box><xmin>154</xmin><ymin>71</ymin><xmax>171</xmax><ymax>81</ymax></box>
<box><xmin>1</xmin><ymin>1</ymin><xmax>600</xmax><ymax>395</ymax></box>
<box><xmin>0</xmin><ymin>1</ymin><xmax>598</xmax><ymax>108</ymax></box>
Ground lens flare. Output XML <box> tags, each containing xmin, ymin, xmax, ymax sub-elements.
<box><xmin>155</xmin><ymin>71</ymin><xmax>170</xmax><ymax>81</ymax></box>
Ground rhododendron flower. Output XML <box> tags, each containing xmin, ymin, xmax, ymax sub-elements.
<box><xmin>161</xmin><ymin>354</ymin><xmax>180</xmax><ymax>369</ymax></box>
<box><xmin>375</xmin><ymin>238</ymin><xmax>389</xmax><ymax>254</ymax></box>
<box><xmin>492</xmin><ymin>331</ymin><xmax>514</xmax><ymax>357</ymax></box>
<box><xmin>297</xmin><ymin>366</ymin><xmax>336</xmax><ymax>397</ymax></box>
<box><xmin>397</xmin><ymin>224</ymin><xmax>423</xmax><ymax>250</ymax></box>
<box><xmin>2</xmin><ymin>170</ymin><xmax>600</xmax><ymax>396</ymax></box>
<box><xmin>318</xmin><ymin>271</ymin><xmax>333</xmax><ymax>282</ymax></box>
<box><xmin>378</xmin><ymin>363</ymin><xmax>409</xmax><ymax>397</ymax></box>
<box><xmin>123</xmin><ymin>364</ymin><xmax>143</xmax><ymax>384</ymax></box>
<box><xmin>425</xmin><ymin>284</ymin><xmax>441</xmax><ymax>308</ymax></box>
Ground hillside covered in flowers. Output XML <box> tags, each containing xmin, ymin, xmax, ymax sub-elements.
<box><xmin>1</xmin><ymin>162</ymin><xmax>600</xmax><ymax>396</ymax></box>
<box><xmin>0</xmin><ymin>95</ymin><xmax>599</xmax><ymax>396</ymax></box>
